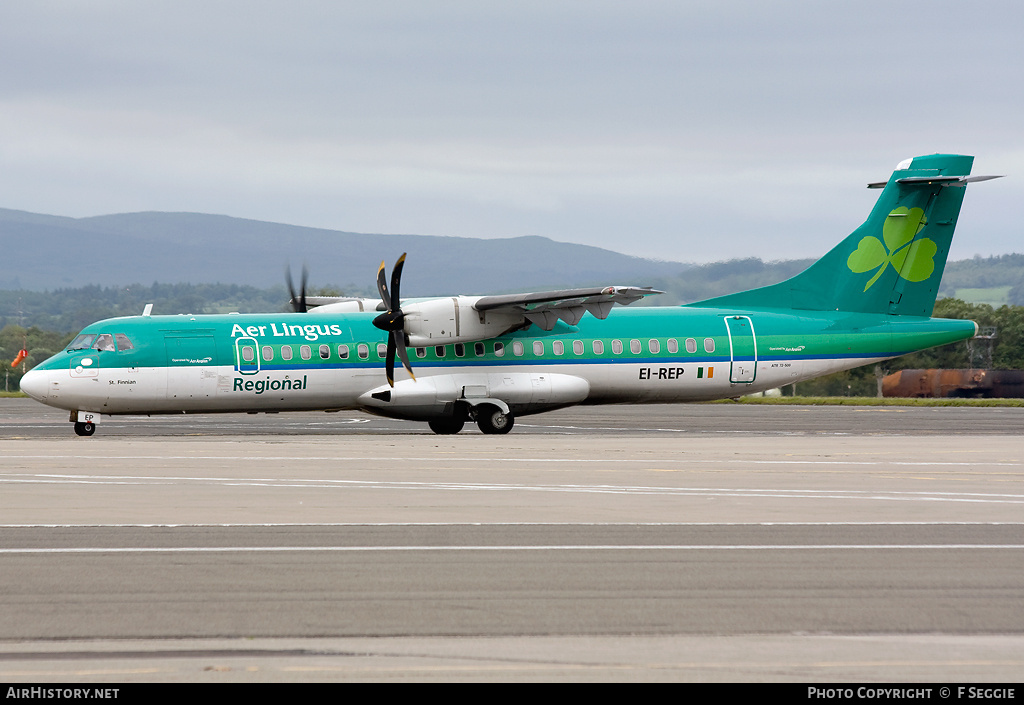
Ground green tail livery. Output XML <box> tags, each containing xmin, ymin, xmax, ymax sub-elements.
<box><xmin>21</xmin><ymin>154</ymin><xmax>1000</xmax><ymax>436</ymax></box>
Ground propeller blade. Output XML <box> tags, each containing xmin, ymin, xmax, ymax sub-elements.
<box><xmin>385</xmin><ymin>334</ymin><xmax>397</xmax><ymax>387</ymax></box>
<box><xmin>300</xmin><ymin>264</ymin><xmax>308</xmax><ymax>313</ymax></box>
<box><xmin>376</xmin><ymin>260</ymin><xmax>391</xmax><ymax>311</ymax></box>
<box><xmin>394</xmin><ymin>332</ymin><xmax>415</xmax><ymax>381</ymax></box>
<box><xmin>391</xmin><ymin>253</ymin><xmax>406</xmax><ymax>309</ymax></box>
<box><xmin>285</xmin><ymin>265</ymin><xmax>308</xmax><ymax>313</ymax></box>
<box><xmin>285</xmin><ymin>267</ymin><xmax>297</xmax><ymax>310</ymax></box>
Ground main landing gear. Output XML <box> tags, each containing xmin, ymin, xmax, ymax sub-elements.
<box><xmin>428</xmin><ymin>417</ymin><xmax>465</xmax><ymax>434</ymax></box>
<box><xmin>475</xmin><ymin>405</ymin><xmax>514</xmax><ymax>434</ymax></box>
<box><xmin>427</xmin><ymin>403</ymin><xmax>514</xmax><ymax>435</ymax></box>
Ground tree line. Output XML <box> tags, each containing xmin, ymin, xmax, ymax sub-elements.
<box><xmin>793</xmin><ymin>299</ymin><xmax>1024</xmax><ymax>396</ymax></box>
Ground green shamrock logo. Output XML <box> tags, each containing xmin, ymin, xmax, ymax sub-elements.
<box><xmin>846</xmin><ymin>207</ymin><xmax>937</xmax><ymax>291</ymax></box>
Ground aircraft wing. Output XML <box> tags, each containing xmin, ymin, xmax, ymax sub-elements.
<box><xmin>299</xmin><ymin>284</ymin><xmax>662</xmax><ymax>340</ymax></box>
<box><xmin>473</xmin><ymin>286</ymin><xmax>662</xmax><ymax>330</ymax></box>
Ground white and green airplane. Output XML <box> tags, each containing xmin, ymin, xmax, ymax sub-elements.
<box><xmin>20</xmin><ymin>154</ymin><xmax>999</xmax><ymax>436</ymax></box>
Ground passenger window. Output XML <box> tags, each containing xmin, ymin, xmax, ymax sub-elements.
<box><xmin>115</xmin><ymin>334</ymin><xmax>134</xmax><ymax>351</ymax></box>
<box><xmin>454</xmin><ymin>343</ymin><xmax>465</xmax><ymax>357</ymax></box>
<box><xmin>358</xmin><ymin>344</ymin><xmax>369</xmax><ymax>360</ymax></box>
<box><xmin>649</xmin><ymin>339</ymin><xmax>660</xmax><ymax>354</ymax></box>
<box><xmin>593</xmin><ymin>340</ymin><xmax>604</xmax><ymax>355</ymax></box>
<box><xmin>553</xmin><ymin>341</ymin><xmax>563</xmax><ymax>356</ymax></box>
<box><xmin>319</xmin><ymin>344</ymin><xmax>330</xmax><ymax>360</ymax></box>
<box><xmin>300</xmin><ymin>345</ymin><xmax>311</xmax><ymax>360</ymax></box>
<box><xmin>685</xmin><ymin>338</ymin><xmax>697</xmax><ymax>354</ymax></box>
<box><xmin>630</xmin><ymin>339</ymin><xmax>641</xmax><ymax>354</ymax></box>
<box><xmin>533</xmin><ymin>341</ymin><xmax>544</xmax><ymax>356</ymax></box>
<box><xmin>416</xmin><ymin>347</ymin><xmax>426</xmax><ymax>358</ymax></box>
<box><xmin>573</xmin><ymin>340</ymin><xmax>584</xmax><ymax>355</ymax></box>
<box><xmin>435</xmin><ymin>345</ymin><xmax>446</xmax><ymax>357</ymax></box>
<box><xmin>474</xmin><ymin>342</ymin><xmax>485</xmax><ymax>356</ymax></box>
<box><xmin>513</xmin><ymin>341</ymin><xmax>524</xmax><ymax>357</ymax></box>
<box><xmin>704</xmin><ymin>338</ymin><xmax>715</xmax><ymax>353</ymax></box>
<box><xmin>612</xmin><ymin>340</ymin><xmax>623</xmax><ymax>354</ymax></box>
<box><xmin>262</xmin><ymin>346</ymin><xmax>274</xmax><ymax>361</ymax></box>
<box><xmin>241</xmin><ymin>346</ymin><xmax>255</xmax><ymax>362</ymax></box>
<box><xmin>338</xmin><ymin>344</ymin><xmax>349</xmax><ymax>360</ymax></box>
<box><xmin>377</xmin><ymin>343</ymin><xmax>387</xmax><ymax>358</ymax></box>
<box><xmin>281</xmin><ymin>345</ymin><xmax>293</xmax><ymax>361</ymax></box>
<box><xmin>494</xmin><ymin>342</ymin><xmax>505</xmax><ymax>357</ymax></box>
<box><xmin>667</xmin><ymin>338</ymin><xmax>678</xmax><ymax>354</ymax></box>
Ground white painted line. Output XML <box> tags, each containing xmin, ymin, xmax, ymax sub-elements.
<box><xmin>3</xmin><ymin>474</ymin><xmax>1024</xmax><ymax>503</ymax></box>
<box><xmin>3</xmin><ymin>544</ymin><xmax>1024</xmax><ymax>554</ymax></box>
<box><xmin>2</xmin><ymin>454</ymin><xmax>1022</xmax><ymax>467</ymax></box>
<box><xmin>3</xmin><ymin>521</ymin><xmax>1024</xmax><ymax>528</ymax></box>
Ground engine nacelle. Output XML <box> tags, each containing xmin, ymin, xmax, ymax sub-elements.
<box><xmin>307</xmin><ymin>298</ymin><xmax>382</xmax><ymax>314</ymax></box>
<box><xmin>403</xmin><ymin>296</ymin><xmax>523</xmax><ymax>347</ymax></box>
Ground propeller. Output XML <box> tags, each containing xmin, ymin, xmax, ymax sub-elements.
<box><xmin>372</xmin><ymin>253</ymin><xmax>415</xmax><ymax>387</ymax></box>
<box><xmin>285</xmin><ymin>264</ymin><xmax>308</xmax><ymax>313</ymax></box>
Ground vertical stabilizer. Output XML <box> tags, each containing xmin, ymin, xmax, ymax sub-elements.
<box><xmin>689</xmin><ymin>154</ymin><xmax>983</xmax><ymax>316</ymax></box>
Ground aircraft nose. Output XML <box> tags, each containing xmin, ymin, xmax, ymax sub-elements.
<box><xmin>19</xmin><ymin>369</ymin><xmax>49</xmax><ymax>401</ymax></box>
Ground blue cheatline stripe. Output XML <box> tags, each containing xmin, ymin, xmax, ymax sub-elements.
<box><xmin>224</xmin><ymin>351</ymin><xmax>893</xmax><ymax>375</ymax></box>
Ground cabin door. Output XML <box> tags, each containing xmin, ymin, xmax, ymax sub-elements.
<box><xmin>726</xmin><ymin>316</ymin><xmax>757</xmax><ymax>384</ymax></box>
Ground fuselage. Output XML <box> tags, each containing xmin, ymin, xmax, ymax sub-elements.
<box><xmin>20</xmin><ymin>305</ymin><xmax>977</xmax><ymax>422</ymax></box>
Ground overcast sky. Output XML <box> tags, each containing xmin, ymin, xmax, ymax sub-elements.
<box><xmin>2</xmin><ymin>1</ymin><xmax>1022</xmax><ymax>264</ymax></box>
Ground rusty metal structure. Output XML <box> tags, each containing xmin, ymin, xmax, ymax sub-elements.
<box><xmin>882</xmin><ymin>369</ymin><xmax>1024</xmax><ymax>398</ymax></box>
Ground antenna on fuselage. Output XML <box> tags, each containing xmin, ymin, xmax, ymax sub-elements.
<box><xmin>142</xmin><ymin>304</ymin><xmax>153</xmax><ymax>316</ymax></box>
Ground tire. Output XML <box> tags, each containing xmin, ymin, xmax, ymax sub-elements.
<box><xmin>476</xmin><ymin>405</ymin><xmax>514</xmax><ymax>435</ymax></box>
<box><xmin>74</xmin><ymin>421</ymin><xmax>96</xmax><ymax>437</ymax></box>
<box><xmin>428</xmin><ymin>418</ymin><xmax>465</xmax><ymax>435</ymax></box>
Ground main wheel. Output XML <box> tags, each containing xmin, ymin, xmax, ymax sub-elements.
<box><xmin>475</xmin><ymin>405</ymin><xmax>514</xmax><ymax>434</ymax></box>
<box><xmin>74</xmin><ymin>421</ymin><xmax>96</xmax><ymax>437</ymax></box>
<box><xmin>428</xmin><ymin>417</ymin><xmax>465</xmax><ymax>435</ymax></box>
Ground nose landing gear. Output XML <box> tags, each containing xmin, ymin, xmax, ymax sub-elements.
<box><xmin>74</xmin><ymin>421</ymin><xmax>96</xmax><ymax>437</ymax></box>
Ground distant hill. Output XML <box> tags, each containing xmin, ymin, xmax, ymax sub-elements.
<box><xmin>647</xmin><ymin>257</ymin><xmax>816</xmax><ymax>305</ymax></box>
<box><xmin>935</xmin><ymin>254</ymin><xmax>1024</xmax><ymax>306</ymax></box>
<box><xmin>4</xmin><ymin>206</ymin><xmax>1023</xmax><ymax>310</ymax></box>
<box><xmin>0</xmin><ymin>208</ymin><xmax>688</xmax><ymax>294</ymax></box>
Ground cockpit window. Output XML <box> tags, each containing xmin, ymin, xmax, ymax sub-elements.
<box><xmin>68</xmin><ymin>333</ymin><xmax>126</xmax><ymax>352</ymax></box>
<box><xmin>93</xmin><ymin>334</ymin><xmax>115</xmax><ymax>352</ymax></box>
<box><xmin>68</xmin><ymin>334</ymin><xmax>97</xmax><ymax>350</ymax></box>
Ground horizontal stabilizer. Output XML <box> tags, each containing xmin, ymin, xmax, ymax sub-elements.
<box><xmin>868</xmin><ymin>174</ymin><xmax>1003</xmax><ymax>189</ymax></box>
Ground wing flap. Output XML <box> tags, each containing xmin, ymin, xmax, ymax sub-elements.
<box><xmin>475</xmin><ymin>286</ymin><xmax>661</xmax><ymax>331</ymax></box>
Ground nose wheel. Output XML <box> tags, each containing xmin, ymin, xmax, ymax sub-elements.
<box><xmin>74</xmin><ymin>421</ymin><xmax>96</xmax><ymax>437</ymax></box>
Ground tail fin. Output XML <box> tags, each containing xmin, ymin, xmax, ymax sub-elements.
<box><xmin>690</xmin><ymin>154</ymin><xmax>993</xmax><ymax>316</ymax></box>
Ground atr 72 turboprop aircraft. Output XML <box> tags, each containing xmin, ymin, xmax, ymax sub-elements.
<box><xmin>20</xmin><ymin>154</ymin><xmax>1000</xmax><ymax>436</ymax></box>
